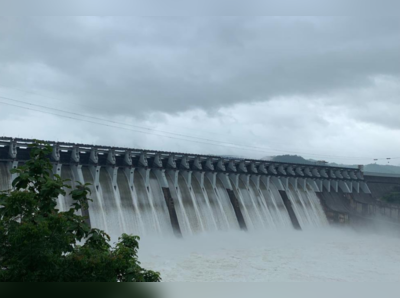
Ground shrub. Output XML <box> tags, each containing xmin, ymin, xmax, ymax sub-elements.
<box><xmin>0</xmin><ymin>141</ymin><xmax>160</xmax><ymax>282</ymax></box>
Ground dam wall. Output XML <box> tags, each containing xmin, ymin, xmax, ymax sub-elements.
<box><xmin>317</xmin><ymin>174</ymin><xmax>400</xmax><ymax>227</ymax></box>
<box><xmin>0</xmin><ymin>137</ymin><xmax>384</xmax><ymax>238</ymax></box>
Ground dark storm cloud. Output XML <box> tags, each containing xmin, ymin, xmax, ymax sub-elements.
<box><xmin>0</xmin><ymin>17</ymin><xmax>399</xmax><ymax>119</ymax></box>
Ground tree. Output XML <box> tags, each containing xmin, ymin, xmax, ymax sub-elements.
<box><xmin>0</xmin><ymin>141</ymin><xmax>161</xmax><ymax>282</ymax></box>
<box><xmin>382</xmin><ymin>186</ymin><xmax>400</xmax><ymax>205</ymax></box>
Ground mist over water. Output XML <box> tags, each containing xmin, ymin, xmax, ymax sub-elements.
<box><xmin>138</xmin><ymin>228</ymin><xmax>400</xmax><ymax>282</ymax></box>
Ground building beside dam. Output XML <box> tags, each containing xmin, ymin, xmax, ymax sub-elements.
<box><xmin>1</xmin><ymin>137</ymin><xmax>399</xmax><ymax>238</ymax></box>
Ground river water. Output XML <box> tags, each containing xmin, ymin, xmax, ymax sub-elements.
<box><xmin>138</xmin><ymin>228</ymin><xmax>400</xmax><ymax>282</ymax></box>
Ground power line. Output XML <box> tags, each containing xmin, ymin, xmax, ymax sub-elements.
<box><xmin>0</xmin><ymin>98</ymin><xmax>398</xmax><ymax>161</ymax></box>
<box><xmin>3</xmin><ymin>94</ymin><xmax>396</xmax><ymax>160</ymax></box>
<box><xmin>1</xmin><ymin>94</ymin><xmax>370</xmax><ymax>158</ymax></box>
<box><xmin>0</xmin><ymin>99</ymin><xmax>394</xmax><ymax>160</ymax></box>
<box><xmin>2</xmin><ymin>100</ymin><xmax>311</xmax><ymax>155</ymax></box>
<box><xmin>0</xmin><ymin>85</ymin><xmax>231</xmax><ymax>139</ymax></box>
<box><xmin>0</xmin><ymin>95</ymin><xmax>237</xmax><ymax>144</ymax></box>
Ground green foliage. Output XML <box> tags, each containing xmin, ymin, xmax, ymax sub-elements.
<box><xmin>0</xmin><ymin>141</ymin><xmax>161</xmax><ymax>282</ymax></box>
<box><xmin>382</xmin><ymin>186</ymin><xmax>400</xmax><ymax>205</ymax></box>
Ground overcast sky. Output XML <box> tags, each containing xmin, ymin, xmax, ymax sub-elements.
<box><xmin>0</xmin><ymin>17</ymin><xmax>399</xmax><ymax>165</ymax></box>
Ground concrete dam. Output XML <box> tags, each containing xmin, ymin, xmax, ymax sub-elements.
<box><xmin>1</xmin><ymin>137</ymin><xmax>399</xmax><ymax>239</ymax></box>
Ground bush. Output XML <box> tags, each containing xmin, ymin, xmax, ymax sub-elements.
<box><xmin>0</xmin><ymin>141</ymin><xmax>161</xmax><ymax>282</ymax></box>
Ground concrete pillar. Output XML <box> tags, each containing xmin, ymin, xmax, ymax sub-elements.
<box><xmin>278</xmin><ymin>165</ymin><xmax>286</xmax><ymax>175</ymax></box>
<box><xmin>207</xmin><ymin>172</ymin><xmax>217</xmax><ymax>189</ymax></box>
<box><xmin>226</xmin><ymin>189</ymin><xmax>247</xmax><ymax>231</ymax></box>
<box><xmin>268</xmin><ymin>165</ymin><xmax>277</xmax><ymax>174</ymax></box>
<box><xmin>250</xmin><ymin>175</ymin><xmax>260</xmax><ymax>189</ymax></box>
<box><xmin>138</xmin><ymin>168</ymin><xmax>150</xmax><ymax>187</ymax></box>
<box><xmin>193</xmin><ymin>157</ymin><xmax>202</xmax><ymax>170</ymax></box>
<box><xmin>250</xmin><ymin>163</ymin><xmax>258</xmax><ymax>174</ymax></box>
<box><xmin>51</xmin><ymin>144</ymin><xmax>60</xmax><ymax>163</ymax></box>
<box><xmin>238</xmin><ymin>161</ymin><xmax>247</xmax><ymax>173</ymax></box>
<box><xmin>279</xmin><ymin>177</ymin><xmax>289</xmax><ymax>190</ymax></box>
<box><xmin>7</xmin><ymin>161</ymin><xmax>18</xmax><ymax>188</ymax></box>
<box><xmin>304</xmin><ymin>167</ymin><xmax>313</xmax><ymax>177</ymax></box>
<box><xmin>107</xmin><ymin>166</ymin><xmax>127</xmax><ymax>233</ymax></box>
<box><xmin>239</xmin><ymin>174</ymin><xmax>250</xmax><ymax>189</ymax></box>
<box><xmin>360</xmin><ymin>182</ymin><xmax>371</xmax><ymax>194</ymax></box>
<box><xmin>289</xmin><ymin>177</ymin><xmax>298</xmax><ymax>190</ymax></box>
<box><xmin>89</xmin><ymin>165</ymin><xmax>101</xmax><ymax>190</ymax></box>
<box><xmin>331</xmin><ymin>180</ymin><xmax>339</xmax><ymax>192</ymax></box>
<box><xmin>52</xmin><ymin>163</ymin><xmax>62</xmax><ymax>177</ymax></box>
<box><xmin>298</xmin><ymin>178</ymin><xmax>307</xmax><ymax>191</ymax></box>
<box><xmin>193</xmin><ymin>171</ymin><xmax>205</xmax><ymax>188</ymax></box>
<box><xmin>205</xmin><ymin>158</ymin><xmax>214</xmax><ymax>171</ymax></box>
<box><xmin>123</xmin><ymin>167</ymin><xmax>135</xmax><ymax>191</ymax></box>
<box><xmin>306</xmin><ymin>179</ymin><xmax>320</xmax><ymax>192</ymax></box>
<box><xmin>338</xmin><ymin>181</ymin><xmax>351</xmax><ymax>193</ymax></box>
<box><xmin>228</xmin><ymin>173</ymin><xmax>239</xmax><ymax>189</ymax></box>
<box><xmin>167</xmin><ymin>170</ymin><xmax>179</xmax><ymax>189</ymax></box>
<box><xmin>217</xmin><ymin>159</ymin><xmax>226</xmax><ymax>171</ymax></box>
<box><xmin>287</xmin><ymin>166</ymin><xmax>296</xmax><ymax>176</ymax></box>
<box><xmin>106</xmin><ymin>166</ymin><xmax>118</xmax><ymax>188</ymax></box>
<box><xmin>139</xmin><ymin>152</ymin><xmax>148</xmax><ymax>167</ymax></box>
<box><xmin>181</xmin><ymin>170</ymin><xmax>192</xmax><ymax>189</ymax></box>
<box><xmin>279</xmin><ymin>190</ymin><xmax>301</xmax><ymax>230</ymax></box>
<box><xmin>154</xmin><ymin>169</ymin><xmax>182</xmax><ymax>237</ymax></box>
<box><xmin>180</xmin><ymin>156</ymin><xmax>190</xmax><ymax>170</ymax></box>
<box><xmin>72</xmin><ymin>164</ymin><xmax>91</xmax><ymax>227</ymax></box>
<box><xmin>315</xmin><ymin>180</ymin><xmax>323</xmax><ymax>192</ymax></box>
<box><xmin>168</xmin><ymin>154</ymin><xmax>176</xmax><ymax>169</ymax></box>
<box><xmin>258</xmin><ymin>163</ymin><xmax>268</xmax><ymax>174</ymax></box>
<box><xmin>323</xmin><ymin>180</ymin><xmax>331</xmax><ymax>192</ymax></box>
<box><xmin>271</xmin><ymin>176</ymin><xmax>284</xmax><ymax>191</ymax></box>
<box><xmin>162</xmin><ymin>187</ymin><xmax>182</xmax><ymax>237</ymax></box>
<box><xmin>153</xmin><ymin>154</ymin><xmax>163</xmax><ymax>168</ymax></box>
<box><xmin>352</xmin><ymin>181</ymin><xmax>360</xmax><ymax>193</ymax></box>
<box><xmin>260</xmin><ymin>176</ymin><xmax>270</xmax><ymax>190</ymax></box>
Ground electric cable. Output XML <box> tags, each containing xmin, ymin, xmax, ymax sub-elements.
<box><xmin>1</xmin><ymin>98</ymin><xmax>398</xmax><ymax>161</ymax></box>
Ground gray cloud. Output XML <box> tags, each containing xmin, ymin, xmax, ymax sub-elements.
<box><xmin>0</xmin><ymin>17</ymin><xmax>399</xmax><ymax>165</ymax></box>
<box><xmin>0</xmin><ymin>17</ymin><xmax>399</xmax><ymax>118</ymax></box>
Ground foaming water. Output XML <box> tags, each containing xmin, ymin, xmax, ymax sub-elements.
<box><xmin>138</xmin><ymin>228</ymin><xmax>400</xmax><ymax>282</ymax></box>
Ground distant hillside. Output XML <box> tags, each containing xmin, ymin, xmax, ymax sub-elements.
<box><xmin>267</xmin><ymin>155</ymin><xmax>315</xmax><ymax>165</ymax></box>
<box><xmin>266</xmin><ymin>155</ymin><xmax>400</xmax><ymax>175</ymax></box>
<box><xmin>363</xmin><ymin>164</ymin><xmax>400</xmax><ymax>175</ymax></box>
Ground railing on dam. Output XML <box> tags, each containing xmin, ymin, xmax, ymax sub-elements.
<box><xmin>0</xmin><ymin>137</ymin><xmax>370</xmax><ymax>194</ymax></box>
